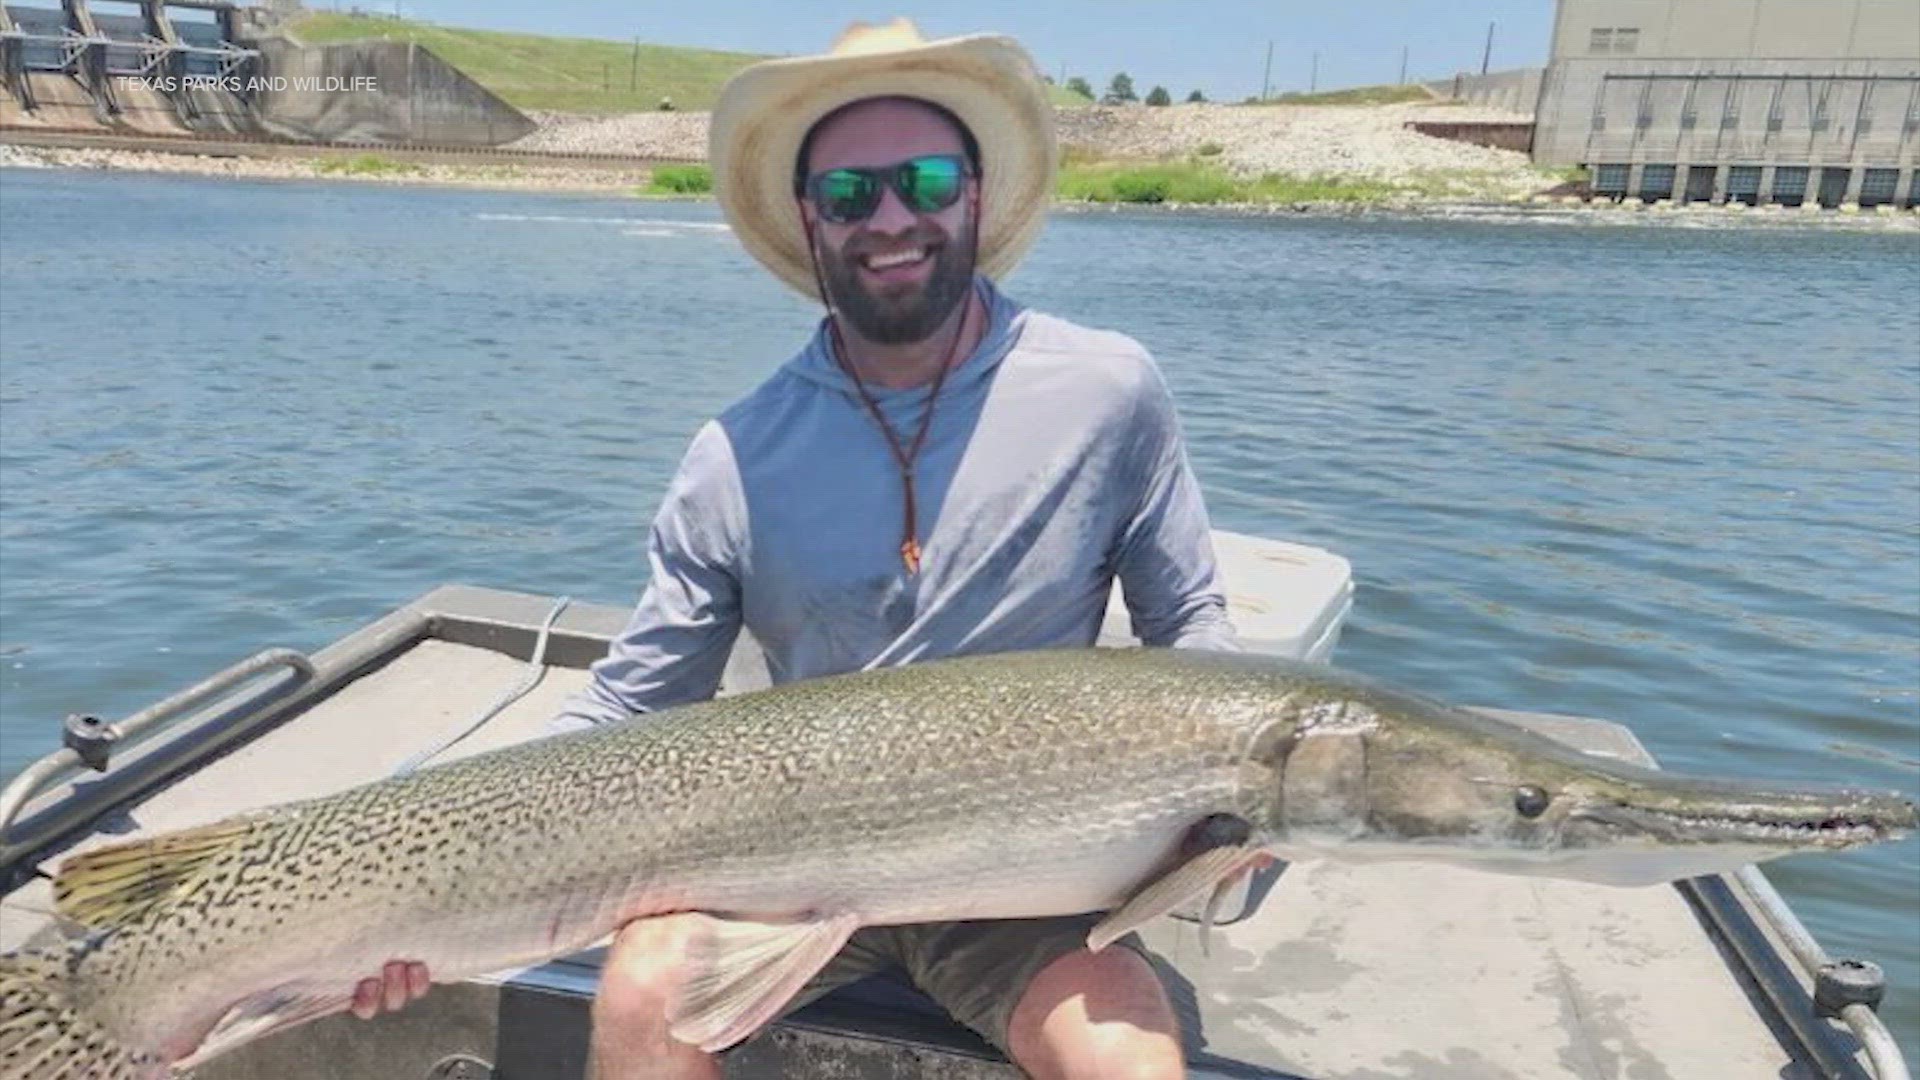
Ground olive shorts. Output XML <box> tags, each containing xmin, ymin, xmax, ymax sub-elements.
<box><xmin>778</xmin><ymin>913</ymin><xmax>1153</xmax><ymax>1054</ymax></box>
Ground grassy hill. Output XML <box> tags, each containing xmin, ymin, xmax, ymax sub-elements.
<box><xmin>1252</xmin><ymin>84</ymin><xmax>1435</xmax><ymax>107</ymax></box>
<box><xmin>291</xmin><ymin>14</ymin><xmax>764</xmax><ymax>113</ymax></box>
<box><xmin>292</xmin><ymin>13</ymin><xmax>1093</xmax><ymax>114</ymax></box>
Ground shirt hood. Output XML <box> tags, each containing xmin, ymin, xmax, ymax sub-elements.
<box><xmin>779</xmin><ymin>276</ymin><xmax>1026</xmax><ymax>404</ymax></box>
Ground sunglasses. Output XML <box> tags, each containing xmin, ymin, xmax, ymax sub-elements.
<box><xmin>802</xmin><ymin>154</ymin><xmax>971</xmax><ymax>225</ymax></box>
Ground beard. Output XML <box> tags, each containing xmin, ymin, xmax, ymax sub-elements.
<box><xmin>817</xmin><ymin>222</ymin><xmax>976</xmax><ymax>345</ymax></box>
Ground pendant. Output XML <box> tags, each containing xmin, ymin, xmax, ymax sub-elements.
<box><xmin>901</xmin><ymin>537</ymin><xmax>922</xmax><ymax>575</ymax></box>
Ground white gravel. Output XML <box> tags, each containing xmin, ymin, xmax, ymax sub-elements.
<box><xmin>0</xmin><ymin>144</ymin><xmax>51</xmax><ymax>169</ymax></box>
<box><xmin>508</xmin><ymin>100</ymin><xmax>1545</xmax><ymax>191</ymax></box>
<box><xmin>8</xmin><ymin>135</ymin><xmax>1908</xmax><ymax>230</ymax></box>
<box><xmin>510</xmin><ymin>108</ymin><xmax>711</xmax><ymax>160</ymax></box>
<box><xmin>0</xmin><ymin>145</ymin><xmax>648</xmax><ymax>191</ymax></box>
<box><xmin>2</xmin><ymin>101</ymin><xmax>1550</xmax><ymax>201</ymax></box>
<box><xmin>1057</xmin><ymin>102</ymin><xmax>1534</xmax><ymax>178</ymax></box>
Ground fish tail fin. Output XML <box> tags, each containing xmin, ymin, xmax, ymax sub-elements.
<box><xmin>0</xmin><ymin>951</ymin><xmax>164</xmax><ymax>1079</ymax></box>
<box><xmin>0</xmin><ymin>817</ymin><xmax>264</xmax><ymax>1078</ymax></box>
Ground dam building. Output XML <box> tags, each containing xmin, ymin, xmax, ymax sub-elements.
<box><xmin>0</xmin><ymin>0</ymin><xmax>533</xmax><ymax>145</ymax></box>
<box><xmin>1532</xmin><ymin>0</ymin><xmax>1920</xmax><ymax>207</ymax></box>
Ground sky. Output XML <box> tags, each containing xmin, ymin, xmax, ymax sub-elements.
<box><xmin>364</xmin><ymin>1</ymin><xmax>1558</xmax><ymax>103</ymax></box>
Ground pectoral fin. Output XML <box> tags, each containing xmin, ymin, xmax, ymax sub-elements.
<box><xmin>1089</xmin><ymin>813</ymin><xmax>1265</xmax><ymax>954</ymax></box>
<box><xmin>667</xmin><ymin>913</ymin><xmax>860</xmax><ymax>1053</ymax></box>
<box><xmin>1194</xmin><ymin>851</ymin><xmax>1268</xmax><ymax>955</ymax></box>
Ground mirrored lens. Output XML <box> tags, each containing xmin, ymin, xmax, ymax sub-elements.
<box><xmin>808</xmin><ymin>156</ymin><xmax>967</xmax><ymax>223</ymax></box>
<box><xmin>899</xmin><ymin>156</ymin><xmax>965</xmax><ymax>212</ymax></box>
<box><xmin>814</xmin><ymin>170</ymin><xmax>880</xmax><ymax>223</ymax></box>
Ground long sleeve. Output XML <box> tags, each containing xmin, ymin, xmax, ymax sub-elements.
<box><xmin>1111</xmin><ymin>358</ymin><xmax>1239</xmax><ymax>652</ymax></box>
<box><xmin>552</xmin><ymin>424</ymin><xmax>746</xmax><ymax>731</ymax></box>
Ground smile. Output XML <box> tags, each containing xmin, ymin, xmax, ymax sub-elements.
<box><xmin>860</xmin><ymin>246</ymin><xmax>931</xmax><ymax>271</ymax></box>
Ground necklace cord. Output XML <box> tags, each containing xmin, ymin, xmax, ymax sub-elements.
<box><xmin>799</xmin><ymin>186</ymin><xmax>983</xmax><ymax>575</ymax></box>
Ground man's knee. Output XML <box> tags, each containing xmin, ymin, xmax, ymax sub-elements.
<box><xmin>1005</xmin><ymin>945</ymin><xmax>1183</xmax><ymax>1080</ymax></box>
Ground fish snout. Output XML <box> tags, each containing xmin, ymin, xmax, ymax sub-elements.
<box><xmin>1570</xmin><ymin>783</ymin><xmax>1917</xmax><ymax>851</ymax></box>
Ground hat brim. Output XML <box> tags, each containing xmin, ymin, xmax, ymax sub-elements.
<box><xmin>710</xmin><ymin>34</ymin><xmax>1057</xmax><ymax>300</ymax></box>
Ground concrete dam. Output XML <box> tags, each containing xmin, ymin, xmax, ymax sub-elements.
<box><xmin>0</xmin><ymin>0</ymin><xmax>533</xmax><ymax>146</ymax></box>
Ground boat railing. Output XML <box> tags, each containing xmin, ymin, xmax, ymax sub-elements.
<box><xmin>1682</xmin><ymin>866</ymin><xmax>1910</xmax><ymax>1080</ymax></box>
<box><xmin>1734</xmin><ymin>866</ymin><xmax>1908</xmax><ymax>1080</ymax></box>
<box><xmin>0</xmin><ymin>648</ymin><xmax>317</xmax><ymax>873</ymax></box>
<box><xmin>0</xmin><ymin>588</ymin><xmax>619</xmax><ymax>883</ymax></box>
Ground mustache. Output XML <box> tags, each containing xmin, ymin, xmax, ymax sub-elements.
<box><xmin>839</xmin><ymin>224</ymin><xmax>948</xmax><ymax>259</ymax></box>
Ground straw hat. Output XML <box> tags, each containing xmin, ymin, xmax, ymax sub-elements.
<box><xmin>709</xmin><ymin>19</ymin><xmax>1058</xmax><ymax>300</ymax></box>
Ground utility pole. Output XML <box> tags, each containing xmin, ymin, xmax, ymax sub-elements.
<box><xmin>1310</xmin><ymin>51</ymin><xmax>1319</xmax><ymax>93</ymax></box>
<box><xmin>630</xmin><ymin>36</ymin><xmax>639</xmax><ymax>91</ymax></box>
<box><xmin>1481</xmin><ymin>21</ymin><xmax>1495</xmax><ymax>75</ymax></box>
<box><xmin>1261</xmin><ymin>41</ymin><xmax>1272</xmax><ymax>101</ymax></box>
<box><xmin>1399</xmin><ymin>45</ymin><xmax>1409</xmax><ymax>85</ymax></box>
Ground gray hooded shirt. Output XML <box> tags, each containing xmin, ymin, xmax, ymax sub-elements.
<box><xmin>555</xmin><ymin>277</ymin><xmax>1234</xmax><ymax>729</ymax></box>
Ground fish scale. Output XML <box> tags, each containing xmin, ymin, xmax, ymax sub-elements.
<box><xmin>1</xmin><ymin>647</ymin><xmax>1912</xmax><ymax>1077</ymax></box>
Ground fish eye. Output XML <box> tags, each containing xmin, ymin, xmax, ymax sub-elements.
<box><xmin>1514</xmin><ymin>785</ymin><xmax>1552</xmax><ymax>818</ymax></box>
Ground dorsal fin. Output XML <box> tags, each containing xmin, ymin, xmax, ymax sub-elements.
<box><xmin>53</xmin><ymin>819</ymin><xmax>256</xmax><ymax>928</ymax></box>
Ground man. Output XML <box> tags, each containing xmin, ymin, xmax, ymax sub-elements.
<box><xmin>358</xmin><ymin>20</ymin><xmax>1235</xmax><ymax>1079</ymax></box>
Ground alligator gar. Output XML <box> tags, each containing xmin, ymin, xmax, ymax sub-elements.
<box><xmin>1</xmin><ymin>648</ymin><xmax>1911</xmax><ymax>1078</ymax></box>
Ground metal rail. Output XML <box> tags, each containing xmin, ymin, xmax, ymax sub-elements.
<box><xmin>1734</xmin><ymin>865</ymin><xmax>1911</xmax><ymax>1080</ymax></box>
<box><xmin>0</xmin><ymin>606</ymin><xmax>432</xmax><ymax>883</ymax></box>
<box><xmin>0</xmin><ymin>648</ymin><xmax>314</xmax><ymax>836</ymax></box>
<box><xmin>1681</xmin><ymin>868</ymin><xmax>1910</xmax><ymax>1080</ymax></box>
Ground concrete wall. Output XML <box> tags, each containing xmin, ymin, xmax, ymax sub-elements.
<box><xmin>2</xmin><ymin>2</ymin><xmax>250</xmax><ymax>134</ymax></box>
<box><xmin>98</xmin><ymin>74</ymin><xmax>195</xmax><ymax>134</ymax></box>
<box><xmin>1534</xmin><ymin>0</ymin><xmax>1919</xmax><ymax>210</ymax></box>
<box><xmin>1</xmin><ymin>7</ymin><xmax>535</xmax><ymax>148</ymax></box>
<box><xmin>252</xmin><ymin>38</ymin><xmax>534</xmax><ymax>147</ymax></box>
<box><xmin>1</xmin><ymin>71</ymin><xmax>105</xmax><ymax>128</ymax></box>
<box><xmin>1426</xmin><ymin>68</ymin><xmax>1544</xmax><ymax>114</ymax></box>
<box><xmin>1536</xmin><ymin>58</ymin><xmax>1920</xmax><ymax>166</ymax></box>
<box><xmin>175</xmin><ymin>82</ymin><xmax>260</xmax><ymax>133</ymax></box>
<box><xmin>1551</xmin><ymin>0</ymin><xmax>1920</xmax><ymax>61</ymax></box>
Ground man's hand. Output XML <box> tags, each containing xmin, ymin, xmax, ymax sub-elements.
<box><xmin>350</xmin><ymin>960</ymin><xmax>431</xmax><ymax>1019</ymax></box>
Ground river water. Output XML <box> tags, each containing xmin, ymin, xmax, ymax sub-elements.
<box><xmin>2</xmin><ymin>168</ymin><xmax>1916</xmax><ymax>1061</ymax></box>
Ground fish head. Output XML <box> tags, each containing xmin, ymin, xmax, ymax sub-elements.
<box><xmin>1259</xmin><ymin>674</ymin><xmax>1916</xmax><ymax>886</ymax></box>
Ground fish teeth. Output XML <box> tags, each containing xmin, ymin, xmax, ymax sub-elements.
<box><xmin>1639</xmin><ymin>806</ymin><xmax>1883</xmax><ymax>844</ymax></box>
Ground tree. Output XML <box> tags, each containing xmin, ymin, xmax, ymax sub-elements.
<box><xmin>1145</xmin><ymin>85</ymin><xmax>1172</xmax><ymax>107</ymax></box>
<box><xmin>1103</xmin><ymin>72</ymin><xmax>1137</xmax><ymax>104</ymax></box>
<box><xmin>1186</xmin><ymin>89</ymin><xmax>1207</xmax><ymax>103</ymax></box>
<box><xmin>1065</xmin><ymin>76</ymin><xmax>1094</xmax><ymax>100</ymax></box>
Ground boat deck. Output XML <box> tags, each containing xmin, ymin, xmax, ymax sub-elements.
<box><xmin>0</xmin><ymin>536</ymin><xmax>1871</xmax><ymax>1078</ymax></box>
